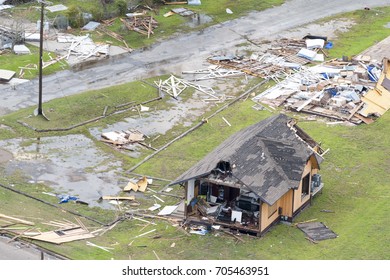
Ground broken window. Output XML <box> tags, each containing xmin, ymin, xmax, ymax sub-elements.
<box><xmin>301</xmin><ymin>173</ymin><xmax>311</xmax><ymax>198</ymax></box>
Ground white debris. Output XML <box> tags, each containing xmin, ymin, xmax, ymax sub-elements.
<box><xmin>13</xmin><ymin>44</ymin><xmax>31</xmax><ymax>55</ymax></box>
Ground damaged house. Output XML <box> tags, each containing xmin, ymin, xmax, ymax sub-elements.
<box><xmin>170</xmin><ymin>114</ymin><xmax>324</xmax><ymax>236</ymax></box>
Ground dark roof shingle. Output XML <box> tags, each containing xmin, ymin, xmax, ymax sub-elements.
<box><xmin>170</xmin><ymin>114</ymin><xmax>319</xmax><ymax>205</ymax></box>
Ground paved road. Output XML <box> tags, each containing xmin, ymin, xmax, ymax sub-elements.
<box><xmin>0</xmin><ymin>236</ymin><xmax>61</xmax><ymax>260</ymax></box>
<box><xmin>0</xmin><ymin>0</ymin><xmax>388</xmax><ymax>116</ymax></box>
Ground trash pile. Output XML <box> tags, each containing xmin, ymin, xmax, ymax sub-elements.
<box><xmin>208</xmin><ymin>37</ymin><xmax>332</xmax><ymax>80</ymax></box>
<box><xmin>101</xmin><ymin>129</ymin><xmax>146</xmax><ymax>149</ymax></box>
<box><xmin>252</xmin><ymin>56</ymin><xmax>390</xmax><ymax>124</ymax></box>
<box><xmin>57</xmin><ymin>34</ymin><xmax>110</xmax><ymax>62</ymax></box>
<box><xmin>121</xmin><ymin>16</ymin><xmax>158</xmax><ymax>37</ymax></box>
<box><xmin>204</xmin><ymin>36</ymin><xmax>389</xmax><ymax>124</ymax></box>
<box><xmin>154</xmin><ymin>74</ymin><xmax>230</xmax><ymax>102</ymax></box>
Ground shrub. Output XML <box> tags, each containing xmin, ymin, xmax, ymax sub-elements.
<box><xmin>116</xmin><ymin>0</ymin><xmax>128</xmax><ymax>16</ymax></box>
<box><xmin>66</xmin><ymin>5</ymin><xmax>84</xmax><ymax>28</ymax></box>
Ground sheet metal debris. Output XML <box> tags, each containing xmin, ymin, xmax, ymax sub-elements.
<box><xmin>0</xmin><ymin>69</ymin><xmax>15</xmax><ymax>82</ymax></box>
<box><xmin>157</xmin><ymin>205</ymin><xmax>179</xmax><ymax>216</ymax></box>
<box><xmin>45</xmin><ymin>4</ymin><xmax>68</xmax><ymax>13</ymax></box>
<box><xmin>0</xmin><ymin>4</ymin><xmax>13</xmax><ymax>11</ymax></box>
<box><xmin>297</xmin><ymin>222</ymin><xmax>338</xmax><ymax>241</ymax></box>
<box><xmin>13</xmin><ymin>44</ymin><xmax>30</xmax><ymax>55</ymax></box>
<box><xmin>82</xmin><ymin>21</ymin><xmax>100</xmax><ymax>31</ymax></box>
<box><xmin>188</xmin><ymin>0</ymin><xmax>201</xmax><ymax>5</ymax></box>
<box><xmin>172</xmin><ymin>8</ymin><xmax>195</xmax><ymax>17</ymax></box>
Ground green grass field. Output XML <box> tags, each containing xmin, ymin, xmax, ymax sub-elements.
<box><xmin>0</xmin><ymin>5</ymin><xmax>389</xmax><ymax>260</ymax></box>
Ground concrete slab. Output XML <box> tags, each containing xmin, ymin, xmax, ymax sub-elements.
<box><xmin>359</xmin><ymin>35</ymin><xmax>390</xmax><ymax>63</ymax></box>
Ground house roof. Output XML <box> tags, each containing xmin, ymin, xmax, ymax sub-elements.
<box><xmin>170</xmin><ymin>114</ymin><xmax>321</xmax><ymax>205</ymax></box>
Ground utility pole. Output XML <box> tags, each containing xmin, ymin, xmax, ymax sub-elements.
<box><xmin>35</xmin><ymin>0</ymin><xmax>52</xmax><ymax>120</ymax></box>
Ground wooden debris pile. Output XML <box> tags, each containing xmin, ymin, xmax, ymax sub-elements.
<box><xmin>57</xmin><ymin>34</ymin><xmax>110</xmax><ymax>62</ymax></box>
<box><xmin>121</xmin><ymin>16</ymin><xmax>158</xmax><ymax>38</ymax></box>
<box><xmin>182</xmin><ymin>66</ymin><xmax>244</xmax><ymax>81</ymax></box>
<box><xmin>155</xmin><ymin>74</ymin><xmax>229</xmax><ymax>102</ymax></box>
<box><xmin>27</xmin><ymin>219</ymin><xmax>94</xmax><ymax>244</ymax></box>
<box><xmin>252</xmin><ymin>55</ymin><xmax>390</xmax><ymax>125</ymax></box>
<box><xmin>207</xmin><ymin>37</ymin><xmax>329</xmax><ymax>80</ymax></box>
<box><xmin>124</xmin><ymin>176</ymin><xmax>149</xmax><ymax>193</ymax></box>
<box><xmin>101</xmin><ymin>129</ymin><xmax>146</xmax><ymax>150</ymax></box>
<box><xmin>0</xmin><ymin>214</ymin><xmax>95</xmax><ymax>245</ymax></box>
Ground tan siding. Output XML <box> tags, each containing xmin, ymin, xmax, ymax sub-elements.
<box><xmin>293</xmin><ymin>160</ymin><xmax>312</xmax><ymax>212</ymax></box>
<box><xmin>260</xmin><ymin>191</ymin><xmax>293</xmax><ymax>232</ymax></box>
<box><xmin>279</xmin><ymin>190</ymin><xmax>293</xmax><ymax>217</ymax></box>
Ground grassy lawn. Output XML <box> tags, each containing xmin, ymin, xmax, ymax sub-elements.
<box><xmin>0</xmin><ymin>5</ymin><xmax>390</xmax><ymax>260</ymax></box>
<box><xmin>0</xmin><ymin>46</ymin><xmax>67</xmax><ymax>80</ymax></box>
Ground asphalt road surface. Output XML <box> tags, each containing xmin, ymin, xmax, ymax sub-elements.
<box><xmin>0</xmin><ymin>236</ymin><xmax>61</xmax><ymax>260</ymax></box>
<box><xmin>1</xmin><ymin>0</ymin><xmax>389</xmax><ymax>116</ymax></box>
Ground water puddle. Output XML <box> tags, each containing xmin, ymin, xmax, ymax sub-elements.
<box><xmin>89</xmin><ymin>96</ymin><xmax>208</xmax><ymax>148</ymax></box>
<box><xmin>185</xmin><ymin>13</ymin><xmax>213</xmax><ymax>28</ymax></box>
<box><xmin>0</xmin><ymin>135</ymin><xmax>123</xmax><ymax>208</ymax></box>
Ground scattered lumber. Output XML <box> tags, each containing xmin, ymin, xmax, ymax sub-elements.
<box><xmin>0</xmin><ymin>214</ymin><xmax>35</xmax><ymax>226</ymax></box>
<box><xmin>121</xmin><ymin>16</ymin><xmax>158</xmax><ymax>37</ymax></box>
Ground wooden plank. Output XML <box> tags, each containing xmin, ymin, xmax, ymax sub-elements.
<box><xmin>222</xmin><ymin>117</ymin><xmax>231</xmax><ymax>126</ymax></box>
<box><xmin>137</xmin><ymin>176</ymin><xmax>148</xmax><ymax>192</ymax></box>
<box><xmin>124</xmin><ymin>181</ymin><xmax>138</xmax><ymax>192</ymax></box>
<box><xmin>347</xmin><ymin>102</ymin><xmax>364</xmax><ymax>120</ymax></box>
<box><xmin>101</xmin><ymin>196</ymin><xmax>135</xmax><ymax>200</ymax></box>
<box><xmin>354</xmin><ymin>113</ymin><xmax>375</xmax><ymax>124</ymax></box>
<box><xmin>296</xmin><ymin>91</ymin><xmax>323</xmax><ymax>112</ymax></box>
<box><xmin>28</xmin><ymin>227</ymin><xmax>95</xmax><ymax>244</ymax></box>
<box><xmin>0</xmin><ymin>214</ymin><xmax>35</xmax><ymax>226</ymax></box>
<box><xmin>220</xmin><ymin>229</ymin><xmax>245</xmax><ymax>242</ymax></box>
<box><xmin>164</xmin><ymin>1</ymin><xmax>188</xmax><ymax>4</ymax></box>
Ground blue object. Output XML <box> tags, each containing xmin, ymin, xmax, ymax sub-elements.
<box><xmin>58</xmin><ymin>194</ymin><xmax>78</xmax><ymax>204</ymax></box>
<box><xmin>367</xmin><ymin>65</ymin><xmax>378</xmax><ymax>82</ymax></box>
<box><xmin>325</xmin><ymin>88</ymin><xmax>338</xmax><ymax>96</ymax></box>
<box><xmin>190</xmin><ymin>198</ymin><xmax>198</xmax><ymax>207</ymax></box>
<box><xmin>324</xmin><ymin>41</ymin><xmax>333</xmax><ymax>49</ymax></box>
